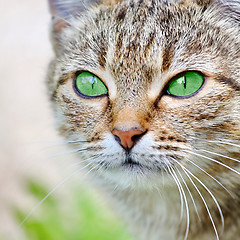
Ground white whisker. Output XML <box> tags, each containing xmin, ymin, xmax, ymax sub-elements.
<box><xmin>196</xmin><ymin>149</ymin><xmax>240</xmax><ymax>163</ymax></box>
<box><xmin>211</xmin><ymin>140</ymin><xmax>240</xmax><ymax>148</ymax></box>
<box><xmin>172</xmin><ymin>159</ymin><xmax>220</xmax><ymax>240</ymax></box>
<box><xmin>169</xmin><ymin>166</ymin><xmax>190</xmax><ymax>240</ymax></box>
<box><xmin>46</xmin><ymin>147</ymin><xmax>95</xmax><ymax>160</ymax></box>
<box><xmin>197</xmin><ymin>139</ymin><xmax>240</xmax><ymax>148</ymax></box>
<box><xmin>215</xmin><ymin>137</ymin><xmax>240</xmax><ymax>144</ymax></box>
<box><xmin>40</xmin><ymin>140</ymin><xmax>90</xmax><ymax>150</ymax></box>
<box><xmin>68</xmin><ymin>153</ymin><xmax>103</xmax><ymax>169</ymax></box>
<box><xmin>184</xmin><ymin>150</ymin><xmax>240</xmax><ymax>176</ymax></box>
<box><xmin>82</xmin><ymin>162</ymin><xmax>102</xmax><ymax>178</ymax></box>
<box><xmin>20</xmin><ymin>160</ymin><xmax>95</xmax><ymax>226</ymax></box>
<box><xmin>186</xmin><ymin>158</ymin><xmax>234</xmax><ymax>199</ymax></box>
<box><xmin>173</xmin><ymin>158</ymin><xmax>224</xmax><ymax>239</ymax></box>
<box><xmin>175</xmin><ymin>166</ymin><xmax>200</xmax><ymax>221</ymax></box>
<box><xmin>167</xmin><ymin>166</ymin><xmax>184</xmax><ymax>220</ymax></box>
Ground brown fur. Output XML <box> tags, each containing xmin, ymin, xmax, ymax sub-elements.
<box><xmin>47</xmin><ymin>0</ymin><xmax>240</xmax><ymax>239</ymax></box>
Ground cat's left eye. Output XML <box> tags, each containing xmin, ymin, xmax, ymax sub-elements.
<box><xmin>74</xmin><ymin>72</ymin><xmax>108</xmax><ymax>97</ymax></box>
<box><xmin>166</xmin><ymin>71</ymin><xmax>204</xmax><ymax>98</ymax></box>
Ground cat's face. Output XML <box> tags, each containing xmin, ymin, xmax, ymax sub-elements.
<box><xmin>48</xmin><ymin>0</ymin><xmax>240</xmax><ymax>189</ymax></box>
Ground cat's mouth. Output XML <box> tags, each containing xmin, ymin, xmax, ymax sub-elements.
<box><xmin>121</xmin><ymin>155</ymin><xmax>154</xmax><ymax>172</ymax></box>
<box><xmin>122</xmin><ymin>156</ymin><xmax>141</xmax><ymax>167</ymax></box>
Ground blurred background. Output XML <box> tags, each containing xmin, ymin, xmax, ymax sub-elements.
<box><xmin>0</xmin><ymin>1</ymin><xmax>132</xmax><ymax>239</ymax></box>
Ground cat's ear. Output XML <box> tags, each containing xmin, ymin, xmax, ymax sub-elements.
<box><xmin>177</xmin><ymin>0</ymin><xmax>239</xmax><ymax>22</ymax></box>
<box><xmin>48</xmin><ymin>0</ymin><xmax>100</xmax><ymax>33</ymax></box>
<box><xmin>216</xmin><ymin>0</ymin><xmax>240</xmax><ymax>23</ymax></box>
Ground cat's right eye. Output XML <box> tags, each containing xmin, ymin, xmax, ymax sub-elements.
<box><xmin>166</xmin><ymin>71</ymin><xmax>204</xmax><ymax>98</ymax></box>
<box><xmin>74</xmin><ymin>72</ymin><xmax>108</xmax><ymax>98</ymax></box>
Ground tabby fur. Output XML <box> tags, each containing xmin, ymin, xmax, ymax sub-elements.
<box><xmin>47</xmin><ymin>0</ymin><xmax>240</xmax><ymax>239</ymax></box>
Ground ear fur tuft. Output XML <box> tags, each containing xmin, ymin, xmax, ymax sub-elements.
<box><xmin>48</xmin><ymin>0</ymin><xmax>101</xmax><ymax>39</ymax></box>
<box><xmin>48</xmin><ymin>0</ymin><xmax>101</xmax><ymax>18</ymax></box>
<box><xmin>216</xmin><ymin>0</ymin><xmax>240</xmax><ymax>24</ymax></box>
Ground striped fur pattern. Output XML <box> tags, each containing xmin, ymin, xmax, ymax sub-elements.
<box><xmin>47</xmin><ymin>0</ymin><xmax>240</xmax><ymax>239</ymax></box>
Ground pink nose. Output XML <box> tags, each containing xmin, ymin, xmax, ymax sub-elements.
<box><xmin>112</xmin><ymin>129</ymin><xmax>144</xmax><ymax>149</ymax></box>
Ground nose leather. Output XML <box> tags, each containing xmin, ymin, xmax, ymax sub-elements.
<box><xmin>112</xmin><ymin>129</ymin><xmax>144</xmax><ymax>149</ymax></box>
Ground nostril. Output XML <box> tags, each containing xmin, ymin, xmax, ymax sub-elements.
<box><xmin>112</xmin><ymin>128</ymin><xmax>146</xmax><ymax>150</ymax></box>
<box><xmin>131</xmin><ymin>131</ymin><xmax>146</xmax><ymax>144</ymax></box>
<box><xmin>113</xmin><ymin>134</ymin><xmax>122</xmax><ymax>145</ymax></box>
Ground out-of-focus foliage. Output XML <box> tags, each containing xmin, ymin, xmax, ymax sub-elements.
<box><xmin>16</xmin><ymin>181</ymin><xmax>133</xmax><ymax>240</ymax></box>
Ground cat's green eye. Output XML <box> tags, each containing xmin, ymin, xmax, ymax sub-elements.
<box><xmin>75</xmin><ymin>72</ymin><xmax>108</xmax><ymax>97</ymax></box>
<box><xmin>167</xmin><ymin>71</ymin><xmax>204</xmax><ymax>97</ymax></box>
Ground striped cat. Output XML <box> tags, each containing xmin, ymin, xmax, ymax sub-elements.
<box><xmin>47</xmin><ymin>0</ymin><xmax>240</xmax><ymax>239</ymax></box>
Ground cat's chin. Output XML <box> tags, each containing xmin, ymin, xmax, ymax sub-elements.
<box><xmin>97</xmin><ymin>161</ymin><xmax>168</xmax><ymax>190</ymax></box>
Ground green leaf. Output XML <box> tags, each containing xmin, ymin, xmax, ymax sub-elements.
<box><xmin>16</xmin><ymin>180</ymin><xmax>133</xmax><ymax>240</ymax></box>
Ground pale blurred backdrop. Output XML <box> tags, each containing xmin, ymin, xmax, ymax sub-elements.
<box><xmin>0</xmin><ymin>2</ymin><xmax>134</xmax><ymax>240</ymax></box>
<box><xmin>0</xmin><ymin>1</ymin><xmax>64</xmax><ymax>239</ymax></box>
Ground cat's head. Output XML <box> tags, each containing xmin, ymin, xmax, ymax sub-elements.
<box><xmin>47</xmin><ymin>0</ymin><xmax>240</xmax><ymax>189</ymax></box>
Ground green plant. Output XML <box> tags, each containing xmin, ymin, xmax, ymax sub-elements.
<box><xmin>16</xmin><ymin>181</ymin><xmax>133</xmax><ymax>240</ymax></box>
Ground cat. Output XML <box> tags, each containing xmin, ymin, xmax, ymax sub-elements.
<box><xmin>47</xmin><ymin>0</ymin><xmax>240</xmax><ymax>239</ymax></box>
